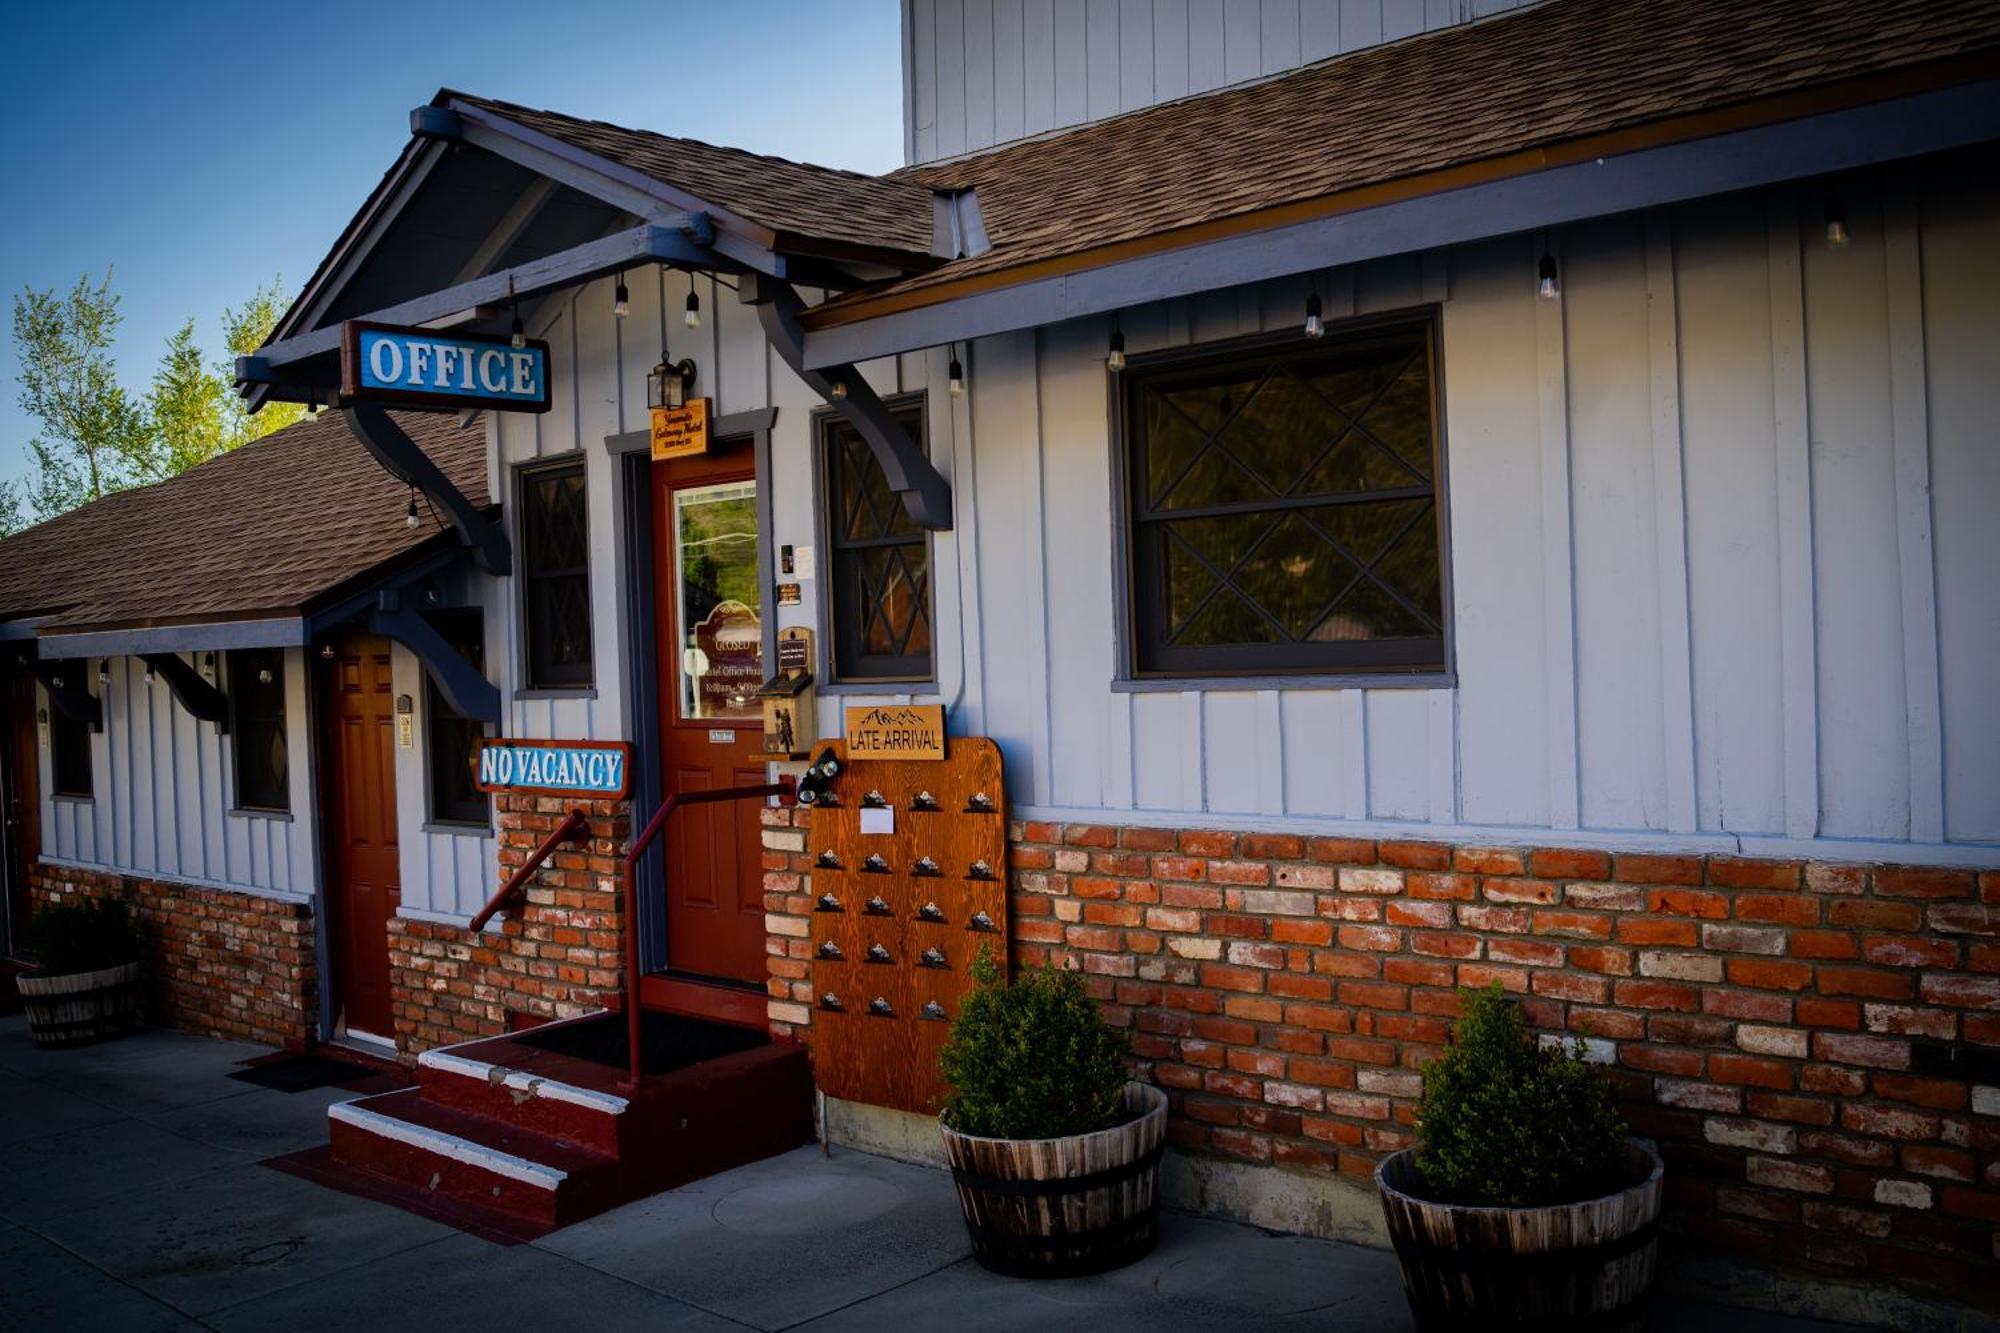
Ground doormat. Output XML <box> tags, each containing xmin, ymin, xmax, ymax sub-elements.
<box><xmin>261</xmin><ymin>1147</ymin><xmax>544</xmax><ymax>1244</ymax></box>
<box><xmin>229</xmin><ymin>1050</ymin><xmax>408</xmax><ymax>1095</ymax></box>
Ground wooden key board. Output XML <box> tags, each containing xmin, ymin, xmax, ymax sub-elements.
<box><xmin>806</xmin><ymin>736</ymin><xmax>1008</xmax><ymax>1115</ymax></box>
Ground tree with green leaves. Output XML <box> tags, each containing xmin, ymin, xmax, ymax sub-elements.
<box><xmin>11</xmin><ymin>269</ymin><xmax>151</xmax><ymax>519</ymax></box>
<box><xmin>222</xmin><ymin>280</ymin><xmax>306</xmax><ymax>448</ymax></box>
<box><xmin>143</xmin><ymin>318</ymin><xmax>229</xmax><ymax>479</ymax></box>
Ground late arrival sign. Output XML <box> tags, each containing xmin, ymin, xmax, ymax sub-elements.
<box><xmin>341</xmin><ymin>321</ymin><xmax>552</xmax><ymax>413</ymax></box>
<box><xmin>475</xmin><ymin>739</ymin><xmax>631</xmax><ymax>798</ymax></box>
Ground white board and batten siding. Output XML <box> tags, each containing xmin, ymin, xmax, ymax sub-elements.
<box><xmin>903</xmin><ymin>0</ymin><xmax>1536</xmax><ymax>164</ymax></box>
<box><xmin>830</xmin><ymin>159</ymin><xmax>1998</xmax><ymax>866</ymax></box>
<box><xmin>38</xmin><ymin>651</ymin><xmax>319</xmax><ymax>902</ymax></box>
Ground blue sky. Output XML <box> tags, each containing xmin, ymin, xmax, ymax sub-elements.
<box><xmin>0</xmin><ymin>0</ymin><xmax>904</xmax><ymax>491</ymax></box>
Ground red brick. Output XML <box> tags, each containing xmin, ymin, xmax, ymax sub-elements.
<box><xmin>1617</xmin><ymin>855</ymin><xmax>1706</xmax><ymax>886</ymax></box>
<box><xmin>1796</xmin><ymin>997</ymin><xmax>1863</xmax><ymax>1030</ymax></box>
<box><xmin>1814</xmin><ymin>1033</ymin><xmax>1911</xmax><ymax>1071</ymax></box>
<box><xmin>1119</xmin><ymin>825</ymin><xmax>1179</xmax><ymax>852</ymax></box>
<box><xmin>1179</xmin><ymin>830</ymin><xmax>1237</xmax><ymax>857</ymax></box>
<box><xmin>1615</xmin><ymin>980</ymin><xmax>1700</xmax><ymax>1012</ymax></box>
<box><xmin>1648</xmin><ymin>888</ymin><xmax>1731</xmax><ymax>919</ymax></box>
<box><xmin>1533</xmin><ymin>909</ymin><xmax>1612</xmax><ymax>940</ymax></box>
<box><xmin>1569</xmin><ymin>946</ymin><xmax>1634</xmax><ymax>976</ymax></box>
<box><xmin>1621</xmin><ymin>1045</ymin><xmax>1703</xmax><ymax>1076</ymax></box>
<box><xmin>1379</xmin><ymin>840</ymin><xmax>1451</xmax><ymax>870</ymax></box>
<box><xmin>1734</xmin><ymin>894</ymin><xmax>1819</xmax><ymax>926</ymax></box>
<box><xmin>1789</xmin><ymin>930</ymin><xmax>1859</xmax><ymax>960</ymax></box>
<box><xmin>1709</xmin><ymin>1054</ymin><xmax>1796</xmax><ymax>1090</ymax></box>
<box><xmin>1407</xmin><ymin>872</ymin><xmax>1477</xmax><ymax>901</ymax></box>
<box><xmin>1709</xmin><ymin>858</ymin><xmax>1804</xmax><ymax>890</ymax></box>
<box><xmin>1488</xmin><ymin>937</ymin><xmax>1566</xmax><ymax>967</ymax></box>
<box><xmin>1859</xmin><ymin>936</ymin><xmax>1957</xmax><ymax>969</ymax></box>
<box><xmin>1816</xmin><ymin>967</ymin><xmax>1914</xmax><ymax>1001</ymax></box>
<box><xmin>1870</xmin><ymin>1073</ymin><xmax>1967</xmax><ymax>1111</ymax></box>
<box><xmin>1827</xmin><ymin>900</ymin><xmax>1922</xmax><ymax>932</ymax></box>
<box><xmin>1458</xmin><ymin>905</ymin><xmax>1530</xmax><ymax>933</ymax></box>
<box><xmin>1338</xmin><ymin>981</ymin><xmax>1409</xmax><ymax>1011</ymax></box>
<box><xmin>1337</xmin><ymin>925</ymin><xmax>1402</xmax><ymax>953</ymax></box>
<box><xmin>1454</xmin><ymin>846</ymin><xmax>1527</xmax><ymax>875</ymax></box>
<box><xmin>1201</xmin><ymin>963</ymin><xmax>1267</xmax><ymax>993</ymax></box>
<box><xmin>1873</xmin><ymin>866</ymin><xmax>1975</xmax><ymax>899</ymax></box>
<box><xmin>1307</xmin><ymin>837</ymin><xmax>1377</xmax><ymax>865</ymax></box>
<box><xmin>1727</xmin><ymin>959</ymin><xmax>1814</xmax><ymax>991</ymax></box>
<box><xmin>1528</xmin><ymin>847</ymin><xmax>1613</xmax><ymax>880</ymax></box>
<box><xmin>1617</xmin><ymin>918</ymin><xmax>1699</xmax><ymax>947</ymax></box>
<box><xmin>1919</xmin><ymin>974</ymin><xmax>2000</xmax><ymax>1008</ymax></box>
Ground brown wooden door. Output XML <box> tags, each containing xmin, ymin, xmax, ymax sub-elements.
<box><xmin>323</xmin><ymin>637</ymin><xmax>400</xmax><ymax>1039</ymax></box>
<box><xmin>3</xmin><ymin>670</ymin><xmax>39</xmax><ymax>956</ymax></box>
<box><xmin>652</xmin><ymin>447</ymin><xmax>767</xmax><ymax>986</ymax></box>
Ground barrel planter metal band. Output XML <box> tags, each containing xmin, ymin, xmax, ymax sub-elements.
<box><xmin>17</xmin><ymin>961</ymin><xmax>142</xmax><ymax>1049</ymax></box>
<box><xmin>941</xmin><ymin>1081</ymin><xmax>1168</xmax><ymax>1279</ymax></box>
<box><xmin>1375</xmin><ymin>1140</ymin><xmax>1663</xmax><ymax>1333</ymax></box>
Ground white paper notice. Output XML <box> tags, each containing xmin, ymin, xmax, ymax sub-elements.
<box><xmin>859</xmin><ymin>806</ymin><xmax>895</xmax><ymax>836</ymax></box>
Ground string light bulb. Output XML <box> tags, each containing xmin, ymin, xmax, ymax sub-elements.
<box><xmin>830</xmin><ymin>379</ymin><xmax>848</xmax><ymax>400</ymax></box>
<box><xmin>1106</xmin><ymin>317</ymin><xmax>1126</xmax><ymax>374</ymax></box>
<box><xmin>947</xmin><ymin>346</ymin><xmax>965</xmax><ymax>398</ymax></box>
<box><xmin>684</xmin><ymin>289</ymin><xmax>701</xmax><ymax>330</ymax></box>
<box><xmin>510</xmin><ymin>309</ymin><xmax>525</xmax><ymax>350</ymax></box>
<box><xmin>1304</xmin><ymin>288</ymin><xmax>1324</xmax><ymax>339</ymax></box>
<box><xmin>613</xmin><ymin>274</ymin><xmax>630</xmax><ymax>319</ymax></box>
<box><xmin>1537</xmin><ymin>251</ymin><xmax>1560</xmax><ymax>301</ymax></box>
<box><xmin>406</xmin><ymin>487</ymin><xmax>421</xmax><ymax>530</ymax></box>
<box><xmin>1824</xmin><ymin>199</ymin><xmax>1849</xmax><ymax>250</ymax></box>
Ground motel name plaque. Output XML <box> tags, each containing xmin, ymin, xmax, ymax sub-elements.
<box><xmin>845</xmin><ymin>704</ymin><xmax>946</xmax><ymax>762</ymax></box>
<box><xmin>650</xmin><ymin>397</ymin><xmax>711</xmax><ymax>460</ymax></box>
<box><xmin>475</xmin><ymin>739</ymin><xmax>631</xmax><ymax>799</ymax></box>
<box><xmin>340</xmin><ymin>321</ymin><xmax>551</xmax><ymax>413</ymax></box>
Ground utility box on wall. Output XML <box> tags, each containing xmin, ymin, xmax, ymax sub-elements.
<box><xmin>755</xmin><ymin>626</ymin><xmax>816</xmax><ymax>760</ymax></box>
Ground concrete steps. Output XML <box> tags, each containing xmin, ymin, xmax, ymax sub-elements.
<box><xmin>327</xmin><ymin>1010</ymin><xmax>815</xmax><ymax>1231</ymax></box>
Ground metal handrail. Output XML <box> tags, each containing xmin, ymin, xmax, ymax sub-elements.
<box><xmin>468</xmin><ymin>807</ymin><xmax>591</xmax><ymax>932</ymax></box>
<box><xmin>619</xmin><ymin>779</ymin><xmax>795</xmax><ymax>1090</ymax></box>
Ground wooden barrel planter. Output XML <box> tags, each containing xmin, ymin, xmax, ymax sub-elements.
<box><xmin>941</xmin><ymin>1081</ymin><xmax>1167</xmax><ymax>1278</ymax></box>
<box><xmin>17</xmin><ymin>961</ymin><xmax>141</xmax><ymax>1049</ymax></box>
<box><xmin>1375</xmin><ymin>1139</ymin><xmax>1662</xmax><ymax>1332</ymax></box>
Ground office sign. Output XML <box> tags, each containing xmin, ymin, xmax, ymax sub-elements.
<box><xmin>845</xmin><ymin>704</ymin><xmax>946</xmax><ymax>762</ymax></box>
<box><xmin>475</xmin><ymin>739</ymin><xmax>631</xmax><ymax>798</ymax></box>
<box><xmin>341</xmin><ymin>321</ymin><xmax>552</xmax><ymax>413</ymax></box>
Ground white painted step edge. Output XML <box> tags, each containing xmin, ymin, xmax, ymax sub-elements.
<box><xmin>417</xmin><ymin>1048</ymin><xmax>631</xmax><ymax>1117</ymax></box>
<box><xmin>329</xmin><ymin>1098</ymin><xmax>569</xmax><ymax>1190</ymax></box>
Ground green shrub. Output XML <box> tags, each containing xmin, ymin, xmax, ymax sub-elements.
<box><xmin>1413</xmin><ymin>984</ymin><xmax>1628</xmax><ymax>1207</ymax></box>
<box><xmin>24</xmin><ymin>897</ymin><xmax>138</xmax><ymax>975</ymax></box>
<box><xmin>939</xmin><ymin>949</ymin><xmax>1131</xmax><ymax>1139</ymax></box>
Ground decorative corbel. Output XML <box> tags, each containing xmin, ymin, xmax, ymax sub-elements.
<box><xmin>343</xmin><ymin>404</ymin><xmax>512</xmax><ymax>576</ymax></box>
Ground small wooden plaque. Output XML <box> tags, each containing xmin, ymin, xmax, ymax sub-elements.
<box><xmin>650</xmin><ymin>397</ymin><xmax>711</xmax><ymax>460</ymax></box>
<box><xmin>845</xmin><ymin>704</ymin><xmax>945</xmax><ymax>762</ymax></box>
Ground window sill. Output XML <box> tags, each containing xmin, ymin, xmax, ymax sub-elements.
<box><xmin>1112</xmin><ymin>672</ymin><xmax>1457</xmax><ymax>694</ymax></box>
<box><xmin>513</xmin><ymin>686</ymin><xmax>598</xmax><ymax>701</ymax></box>
<box><xmin>816</xmin><ymin>680</ymin><xmax>939</xmax><ymax>697</ymax></box>
<box><xmin>423</xmin><ymin>821</ymin><xmax>493</xmax><ymax>838</ymax></box>
<box><xmin>229</xmin><ymin>806</ymin><xmax>295</xmax><ymax>823</ymax></box>
<box><xmin>50</xmin><ymin>793</ymin><xmax>93</xmax><ymax>805</ymax></box>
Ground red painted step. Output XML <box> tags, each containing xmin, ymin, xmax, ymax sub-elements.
<box><xmin>327</xmin><ymin>1011</ymin><xmax>816</xmax><ymax>1232</ymax></box>
<box><xmin>329</xmin><ymin>1088</ymin><xmax>620</xmax><ymax>1229</ymax></box>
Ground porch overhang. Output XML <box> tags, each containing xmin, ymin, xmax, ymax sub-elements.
<box><xmin>797</xmin><ymin>75</ymin><xmax>2000</xmax><ymax>369</ymax></box>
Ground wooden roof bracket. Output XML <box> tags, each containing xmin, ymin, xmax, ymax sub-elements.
<box><xmin>739</xmin><ymin>272</ymin><xmax>952</xmax><ymax>531</ymax></box>
<box><xmin>29</xmin><ymin>659</ymin><xmax>102</xmax><ymax>732</ymax></box>
<box><xmin>139</xmin><ymin>652</ymin><xmax>229</xmax><ymax>727</ymax></box>
<box><xmin>343</xmin><ymin>404</ymin><xmax>511</xmax><ymax>577</ymax></box>
<box><xmin>367</xmin><ymin>588</ymin><xmax>502</xmax><ymax>724</ymax></box>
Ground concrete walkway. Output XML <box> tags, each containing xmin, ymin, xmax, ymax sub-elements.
<box><xmin>0</xmin><ymin>1016</ymin><xmax>1870</xmax><ymax>1332</ymax></box>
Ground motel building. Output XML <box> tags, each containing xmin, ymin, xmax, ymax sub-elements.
<box><xmin>1</xmin><ymin>0</ymin><xmax>1997</xmax><ymax>1316</ymax></box>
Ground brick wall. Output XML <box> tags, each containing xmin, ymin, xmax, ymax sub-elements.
<box><xmin>389</xmin><ymin>793</ymin><xmax>629</xmax><ymax>1058</ymax></box>
<box><xmin>28</xmin><ymin>862</ymin><xmax>315</xmax><ymax>1047</ymax></box>
<box><xmin>762</xmin><ymin>811</ymin><xmax>1999</xmax><ymax>1304</ymax></box>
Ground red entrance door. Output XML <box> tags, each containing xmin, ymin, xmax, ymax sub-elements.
<box><xmin>652</xmin><ymin>447</ymin><xmax>768</xmax><ymax>986</ymax></box>
<box><xmin>323</xmin><ymin>637</ymin><xmax>400</xmax><ymax>1040</ymax></box>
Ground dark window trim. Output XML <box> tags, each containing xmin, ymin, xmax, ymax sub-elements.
<box><xmin>424</xmin><ymin>608</ymin><xmax>491</xmax><ymax>829</ymax></box>
<box><xmin>227</xmin><ymin>648</ymin><xmax>290</xmax><ymax>813</ymax></box>
<box><xmin>1109</xmin><ymin>307</ymin><xmax>1455</xmax><ymax>683</ymax></box>
<box><xmin>47</xmin><ymin>682</ymin><xmax>94</xmax><ymax>800</ymax></box>
<box><xmin>515</xmin><ymin>454</ymin><xmax>595</xmax><ymax>690</ymax></box>
<box><xmin>812</xmin><ymin>393</ymin><xmax>938</xmax><ymax>686</ymax></box>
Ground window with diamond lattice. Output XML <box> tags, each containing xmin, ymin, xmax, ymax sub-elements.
<box><xmin>520</xmin><ymin>461</ymin><xmax>593</xmax><ymax>688</ymax></box>
<box><xmin>1124</xmin><ymin>319</ymin><xmax>1448</xmax><ymax>677</ymax></box>
<box><xmin>229</xmin><ymin>648</ymin><xmax>289</xmax><ymax>811</ymax></box>
<box><xmin>822</xmin><ymin>405</ymin><xmax>932</xmax><ymax>681</ymax></box>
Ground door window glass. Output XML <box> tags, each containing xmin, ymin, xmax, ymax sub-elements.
<box><xmin>672</xmin><ymin>479</ymin><xmax>761</xmax><ymax>722</ymax></box>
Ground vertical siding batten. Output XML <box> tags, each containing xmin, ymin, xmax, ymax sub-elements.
<box><xmin>1534</xmin><ymin>232</ymin><xmax>1581</xmax><ymax>830</ymax></box>
<box><xmin>1882</xmin><ymin>181</ymin><xmax>1945</xmax><ymax>846</ymax></box>
<box><xmin>1767</xmin><ymin>188</ymin><xmax>1821</xmax><ymax>841</ymax></box>
<box><xmin>1645</xmin><ymin>213</ymin><xmax>1699</xmax><ymax>833</ymax></box>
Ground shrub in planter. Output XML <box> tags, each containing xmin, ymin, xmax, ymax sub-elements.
<box><xmin>1375</xmin><ymin>985</ymin><xmax>1662</xmax><ymax>1331</ymax></box>
<box><xmin>938</xmin><ymin>950</ymin><xmax>1167</xmax><ymax>1277</ymax></box>
<box><xmin>18</xmin><ymin>897</ymin><xmax>142</xmax><ymax>1048</ymax></box>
